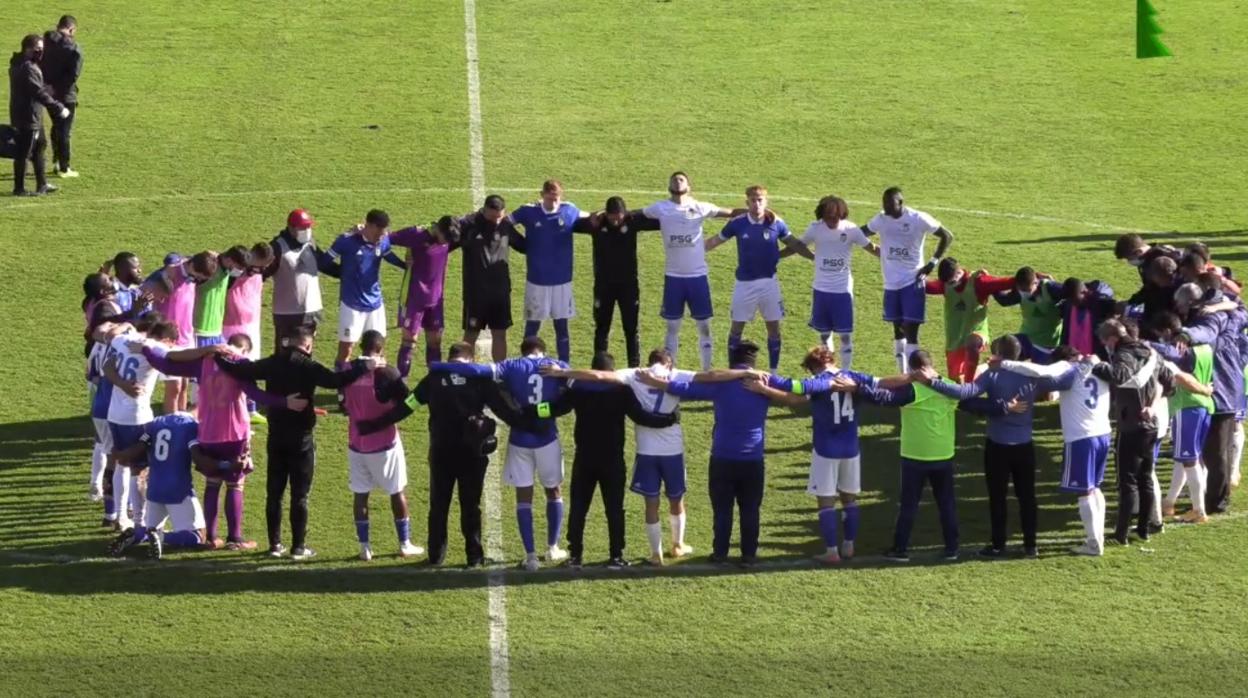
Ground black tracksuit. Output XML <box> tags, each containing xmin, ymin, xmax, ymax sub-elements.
<box><xmin>215</xmin><ymin>349</ymin><xmax>368</xmax><ymax>550</ymax></box>
<box><xmin>9</xmin><ymin>52</ymin><xmax>65</xmax><ymax>194</ymax></box>
<box><xmin>458</xmin><ymin>212</ymin><xmax>525</xmax><ymax>332</ymax></box>
<box><xmin>538</xmin><ymin>383</ymin><xmax>677</xmax><ymax>559</ymax></box>
<box><xmin>40</xmin><ymin>31</ymin><xmax>82</xmax><ymax>172</ymax></box>
<box><xmin>572</xmin><ymin>213</ymin><xmax>661</xmax><ymax>367</ymax></box>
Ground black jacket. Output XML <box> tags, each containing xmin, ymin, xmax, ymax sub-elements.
<box><xmin>573</xmin><ymin>212</ymin><xmax>661</xmax><ymax>286</ymax></box>
<box><xmin>1092</xmin><ymin>340</ymin><xmax>1176</xmax><ymax>432</ymax></box>
<box><xmin>40</xmin><ymin>31</ymin><xmax>82</xmax><ymax>104</ymax></box>
<box><xmin>215</xmin><ymin>348</ymin><xmax>368</xmax><ymax>443</ymax></box>
<box><xmin>361</xmin><ymin>370</ymin><xmax>526</xmax><ymax>454</ymax></box>
<box><xmin>456</xmin><ymin>212</ymin><xmax>525</xmax><ymax>298</ymax></box>
<box><xmin>9</xmin><ymin>52</ymin><xmax>64</xmax><ymax>129</ymax></box>
<box><xmin>539</xmin><ymin>383</ymin><xmax>678</xmax><ymax>460</ymax></box>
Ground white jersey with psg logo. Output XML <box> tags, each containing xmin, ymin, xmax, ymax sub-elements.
<box><xmin>801</xmin><ymin>220</ymin><xmax>871</xmax><ymax>294</ymax></box>
<box><xmin>1000</xmin><ymin>359</ymin><xmax>1111</xmax><ymax>442</ymax></box>
<box><xmin>867</xmin><ymin>206</ymin><xmax>941</xmax><ymax>290</ymax></box>
<box><xmin>617</xmin><ymin>364</ymin><xmax>696</xmax><ymax>456</ymax></box>
<box><xmin>643</xmin><ymin>199</ymin><xmax>723</xmax><ymax>278</ymax></box>
<box><xmin>106</xmin><ymin>334</ymin><xmax>163</xmax><ymax>425</ymax></box>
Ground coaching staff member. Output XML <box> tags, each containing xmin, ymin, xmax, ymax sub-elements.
<box><xmin>263</xmin><ymin>209</ymin><xmax>339</xmax><ymax>351</ymax></box>
<box><xmin>216</xmin><ymin>325</ymin><xmax>374</xmax><ymax>560</ymax></box>
<box><xmin>41</xmin><ymin>15</ymin><xmax>82</xmax><ymax>177</ymax></box>
<box><xmin>460</xmin><ymin>195</ymin><xmax>525</xmax><ymax>362</ymax></box>
<box><xmin>10</xmin><ymin>34</ymin><xmax>69</xmax><ymax>196</ymax></box>
<box><xmin>360</xmin><ymin>341</ymin><xmax>524</xmax><ymax>567</ymax></box>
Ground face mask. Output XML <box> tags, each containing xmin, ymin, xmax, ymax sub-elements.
<box><xmin>294</xmin><ymin>228</ymin><xmax>311</xmax><ymax>244</ymax></box>
<box><xmin>32</xmin><ymin>50</ymin><xmax>43</xmax><ymax>62</ymax></box>
<box><xmin>227</xmin><ymin>268</ymin><xmax>244</xmax><ymax>278</ymax></box>
<box><xmin>1128</xmin><ymin>257</ymin><xmax>1145</xmax><ymax>267</ymax></box>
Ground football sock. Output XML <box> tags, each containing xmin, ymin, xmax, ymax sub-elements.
<box><xmin>646</xmin><ymin>522</ymin><xmax>663</xmax><ymax>555</ymax></box>
<box><xmin>820</xmin><ymin>332</ymin><xmax>834</xmax><ymax>350</ymax></box>
<box><xmin>696</xmin><ymin>319</ymin><xmax>713</xmax><ymax>371</ymax></box>
<box><xmin>1233</xmin><ymin>423</ymin><xmax>1245</xmax><ymax>482</ymax></box>
<box><xmin>113</xmin><ymin>467</ymin><xmax>132</xmax><ymax>528</ymax></box>
<box><xmin>524</xmin><ymin>320</ymin><xmax>541</xmax><ymax>339</ymax></box>
<box><xmin>905</xmin><ymin>342</ymin><xmax>920</xmax><ymax>370</ymax></box>
<box><xmin>103</xmin><ymin>494</ymin><xmax>116</xmax><ymax>519</ymax></box>
<box><xmin>224</xmin><ymin>483</ymin><xmax>244</xmax><ymax>542</ymax></box>
<box><xmin>727</xmin><ymin>331</ymin><xmax>742</xmax><ymax>366</ymax></box>
<box><xmin>1093</xmin><ymin>488</ymin><xmax>1107</xmax><ymax>547</ymax></box>
<box><xmin>893</xmin><ymin>339</ymin><xmax>907</xmax><ymax>373</ymax></box>
<box><xmin>90</xmin><ymin>443</ymin><xmax>106</xmax><ymax>491</ymax></box>
<box><xmin>397</xmin><ymin>341</ymin><xmax>414</xmax><ymax>378</ymax></box>
<box><xmin>355</xmin><ymin>519</ymin><xmax>370</xmax><ymax>544</ymax></box>
<box><xmin>516</xmin><ymin>503</ymin><xmax>535</xmax><ymax>554</ymax></box>
<box><xmin>129</xmin><ymin>474</ymin><xmax>145</xmax><ymax>524</ymax></box>
<box><xmin>767</xmin><ymin>337</ymin><xmax>782</xmax><ymax>372</ymax></box>
<box><xmin>425</xmin><ymin>343</ymin><xmax>440</xmax><ymax>366</ymax></box>
<box><xmin>665</xmin><ymin>319</ymin><xmax>683</xmax><ymax>361</ymax></box>
<box><xmin>837</xmin><ymin>334</ymin><xmax>853</xmax><ymax>370</ymax></box>
<box><xmin>817</xmin><ymin>507</ymin><xmax>839</xmax><ymax>549</ymax></box>
<box><xmin>553</xmin><ymin>319</ymin><xmax>570</xmax><ymax>363</ymax></box>
<box><xmin>842</xmin><ymin>502</ymin><xmax>860</xmax><ymax>541</ymax></box>
<box><xmin>670</xmin><ymin>511</ymin><xmax>686</xmax><ymax>546</ymax></box>
<box><xmin>164</xmin><ymin>530</ymin><xmax>201</xmax><ymax>548</ymax></box>
<box><xmin>1077</xmin><ymin>495</ymin><xmax>1096</xmax><ymax>548</ymax></box>
<box><xmin>1165</xmin><ymin>462</ymin><xmax>1186</xmax><ymax>506</ymax></box>
<box><xmin>395</xmin><ymin>516</ymin><xmax>411</xmax><ymax>544</ymax></box>
<box><xmin>203</xmin><ymin>480</ymin><xmax>222</xmax><ymax>541</ymax></box>
<box><xmin>546</xmin><ymin>498</ymin><xmax>564</xmax><ymax>547</ymax></box>
<box><xmin>1148</xmin><ymin>470</ymin><xmax>1162</xmax><ymax>524</ymax></box>
<box><xmin>1185</xmin><ymin>465</ymin><xmax>1207</xmax><ymax>516</ymax></box>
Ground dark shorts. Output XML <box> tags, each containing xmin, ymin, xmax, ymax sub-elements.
<box><xmin>400</xmin><ymin>299</ymin><xmax>445</xmax><ymax>334</ymax></box>
<box><xmin>197</xmin><ymin>440</ymin><xmax>252</xmax><ymax>481</ymax></box>
<box><xmin>882</xmin><ymin>282</ymin><xmax>926</xmax><ymax>324</ymax></box>
<box><xmin>464</xmin><ymin>293</ymin><xmax>512</xmax><ymax>332</ymax></box>
<box><xmin>273</xmin><ymin>311</ymin><xmax>324</xmax><ymax>347</ymax></box>
<box><xmin>809</xmin><ymin>290</ymin><xmax>854</xmax><ymax>334</ymax></box>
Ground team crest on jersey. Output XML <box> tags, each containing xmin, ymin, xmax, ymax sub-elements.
<box><xmin>763</xmin><ymin>231</ymin><xmax>771</xmax><ymax>241</ymax></box>
<box><xmin>839</xmin><ymin>233</ymin><xmax>847</xmax><ymax>242</ymax></box>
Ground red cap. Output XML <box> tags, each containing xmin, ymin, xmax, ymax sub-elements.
<box><xmin>287</xmin><ymin>208</ymin><xmax>314</xmax><ymax>229</ymax></box>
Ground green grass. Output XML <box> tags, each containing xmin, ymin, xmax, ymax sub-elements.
<box><xmin>2</xmin><ymin>1</ymin><xmax>1247</xmax><ymax>695</ymax></box>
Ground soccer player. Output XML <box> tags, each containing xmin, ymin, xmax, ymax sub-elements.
<box><xmin>742</xmin><ymin>346</ymin><xmax>909</xmax><ymax>563</ymax></box>
<box><xmin>532</xmin><ymin>352</ymin><xmax>678</xmax><ymax>568</ymax></box>
<box><xmin>637</xmin><ymin>341</ymin><xmax>791</xmax><ymax>566</ymax></box>
<box><xmin>858</xmin><ymin>187</ymin><xmax>954</xmax><ymax>372</ymax></box>
<box><xmin>510</xmin><ymin>180</ymin><xmax>587</xmax><ymax>363</ymax></box>
<box><xmin>104</xmin><ymin>251</ymin><xmax>145</xmax><ymax>312</ymax></box>
<box><xmin>642</xmin><ymin>172</ymin><xmax>744</xmax><ymax>371</ymax></box>
<box><xmin>430</xmin><ymin>337</ymin><xmax>569</xmax><ymax>571</ymax></box>
<box><xmin>341</xmin><ymin>330</ymin><xmax>423</xmax><ymax>561</ymax></box>
<box><xmin>86</xmin><ymin>313</ymin><xmax>143</xmax><ymax>525</ymax></box>
<box><xmin>992</xmin><ymin>267</ymin><xmax>1064</xmax><ymax>363</ymax></box>
<box><xmin>193</xmin><ymin>248</ymin><xmax>249</xmax><ymax>349</ymax></box>
<box><xmin>264</xmin><ymin>209</ymin><xmax>337</xmax><ymax>350</ymax></box>
<box><xmin>704</xmin><ymin>185</ymin><xmax>809</xmax><ymax>372</ymax></box>
<box><xmin>1147</xmin><ymin>311</ymin><xmax>1214</xmax><ymax>523</ymax></box>
<box><xmin>1113</xmin><ymin>233</ymin><xmax>1180</xmax><ymax>281</ymax></box>
<box><xmin>223</xmin><ymin>243</ymin><xmax>274</xmax><ymax>423</ymax></box>
<box><xmin>327</xmin><ymin>210</ymin><xmax>405</xmax><ymax>372</ymax></box>
<box><xmin>780</xmin><ymin>195</ymin><xmax>879</xmax><ymax>369</ymax></box>
<box><xmin>1126</xmin><ymin>255</ymin><xmax>1180</xmax><ymax>320</ymax></box>
<box><xmin>154</xmin><ymin>252</ymin><xmax>218</xmax><ymax>413</ymax></box>
<box><xmin>390</xmin><ymin>215</ymin><xmax>458</xmax><ymax>377</ymax></box>
<box><xmin>460</xmin><ymin>195</ymin><xmax>525</xmax><ymax>362</ymax></box>
<box><xmin>573</xmin><ymin>196</ymin><xmax>661</xmax><ymax>367</ymax></box>
<box><xmin>848</xmin><ymin>350</ymin><xmax>959</xmax><ymax>562</ymax></box>
<box><xmin>1057</xmin><ymin>277</ymin><xmax>1117</xmax><ymax>359</ymax></box>
<box><xmin>923</xmin><ymin>258</ymin><xmax>1016</xmax><ymax>383</ymax></box>
<box><xmin>83</xmin><ymin>274</ymin><xmax>126</xmax><ymax>506</ymax></box>
<box><xmin>994</xmin><ymin>346</ymin><xmax>1112</xmax><ymax>555</ymax></box>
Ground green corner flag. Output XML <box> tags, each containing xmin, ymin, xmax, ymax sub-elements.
<box><xmin>1137</xmin><ymin>0</ymin><xmax>1172</xmax><ymax>58</ymax></box>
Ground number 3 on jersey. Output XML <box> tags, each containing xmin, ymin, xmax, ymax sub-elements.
<box><xmin>527</xmin><ymin>374</ymin><xmax>543</xmax><ymax>405</ymax></box>
<box><xmin>1083</xmin><ymin>377</ymin><xmax>1099</xmax><ymax>409</ymax></box>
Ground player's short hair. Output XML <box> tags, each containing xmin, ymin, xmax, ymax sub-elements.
<box><xmin>365</xmin><ymin>209</ymin><xmax>390</xmax><ymax>229</ymax></box>
<box><xmin>1096</xmin><ymin>319</ymin><xmax>1128</xmax><ymax>342</ymax></box>
<box><xmin>1113</xmin><ymin>233</ymin><xmax>1146</xmax><ymax>259</ymax></box>
<box><xmin>1014</xmin><ymin>266</ymin><xmax>1037</xmax><ymax>288</ymax></box>
<box><xmin>359</xmin><ymin>329</ymin><xmax>385</xmax><ymax>356</ymax></box>
<box><xmin>937</xmin><ymin>258</ymin><xmax>960</xmax><ymax>283</ymax></box>
<box><xmin>541</xmin><ymin>179</ymin><xmax>563</xmax><ymax>194</ymax></box>
<box><xmin>1173</xmin><ymin>283</ymin><xmax>1203</xmax><ymax>314</ymax></box>
<box><xmin>520</xmin><ymin>336</ymin><xmax>546</xmax><ymax>356</ymax></box>
<box><xmin>1050</xmin><ymin>345</ymin><xmax>1079</xmax><ymax>362</ymax></box>
<box><xmin>814</xmin><ymin>196</ymin><xmax>847</xmax><ymax>223</ymax></box>
<box><xmin>646</xmin><ymin>348</ymin><xmax>673</xmax><ymax>368</ymax></box>
<box><xmin>591</xmin><ymin>351</ymin><xmax>615</xmax><ymax>371</ymax></box>
<box><xmin>447</xmin><ymin>342</ymin><xmax>474</xmax><ymax>361</ymax></box>
<box><xmin>670</xmin><ymin>171</ymin><xmax>688</xmax><ymax>182</ymax></box>
<box><xmin>802</xmin><ymin>346</ymin><xmax>837</xmax><ymax>374</ymax></box>
<box><xmin>147</xmin><ymin>321</ymin><xmax>179</xmax><ymax>343</ymax></box>
<box><xmin>58</xmin><ymin>15</ymin><xmax>77</xmax><ymax>29</ymax></box>
<box><xmin>1185</xmin><ymin>242</ymin><xmax>1210</xmax><ymax>263</ymax></box>
<box><xmin>745</xmin><ymin>184</ymin><xmax>767</xmax><ymax>198</ymax></box>
<box><xmin>1147</xmin><ymin>255</ymin><xmax>1176</xmax><ymax>279</ymax></box>
<box><xmin>189</xmin><ymin>251</ymin><xmax>219</xmax><ymax>279</ymax></box>
<box><xmin>1062</xmin><ymin>277</ymin><xmax>1086</xmax><ymax>301</ymax></box>
<box><xmin>227</xmin><ymin>332</ymin><xmax>252</xmax><ymax>354</ymax></box>
<box><xmin>990</xmin><ymin>335</ymin><xmax>1022</xmax><ymax>361</ymax></box>
<box><xmin>1179</xmin><ymin>253</ymin><xmax>1206</xmax><ymax>275</ymax></box>
<box><xmin>1121</xmin><ymin>317</ymin><xmax>1140</xmax><ymax>340</ymax></box>
<box><xmin>883</xmin><ymin>186</ymin><xmax>903</xmax><ymax>200</ymax></box>
<box><xmin>1196</xmin><ymin>271</ymin><xmax>1222</xmax><ymax>293</ymax></box>
<box><xmin>249</xmin><ymin>242</ymin><xmax>274</xmax><ymax>268</ymax></box>
<box><xmin>134</xmin><ymin>312</ymin><xmax>164</xmax><ymax>333</ymax></box>
<box><xmin>285</xmin><ymin>324</ymin><xmax>317</xmax><ymax>348</ymax></box>
<box><xmin>907</xmin><ymin>348</ymin><xmax>932</xmax><ymax>370</ymax></box>
<box><xmin>21</xmin><ymin>34</ymin><xmax>40</xmax><ymax>51</ymax></box>
<box><xmin>222</xmin><ymin>245</ymin><xmax>249</xmax><ymax>268</ymax></box>
<box><xmin>483</xmin><ymin>194</ymin><xmax>506</xmax><ymax>211</ymax></box>
<box><xmin>605</xmin><ymin>196</ymin><xmax>627</xmax><ymax>215</ymax></box>
<box><xmin>113</xmin><ymin>251</ymin><xmax>138</xmax><ymax>269</ymax></box>
<box><xmin>1149</xmin><ymin>310</ymin><xmax>1183</xmax><ymax>338</ymax></box>
<box><xmin>729</xmin><ymin>340</ymin><xmax>760</xmax><ymax>368</ymax></box>
<box><xmin>435</xmin><ymin>215</ymin><xmax>460</xmax><ymax>244</ymax></box>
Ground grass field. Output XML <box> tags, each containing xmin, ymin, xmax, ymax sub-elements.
<box><xmin>2</xmin><ymin>1</ymin><xmax>1247</xmax><ymax>696</ymax></box>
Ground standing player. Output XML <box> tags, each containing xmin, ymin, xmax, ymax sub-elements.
<box><xmin>430</xmin><ymin>337</ymin><xmax>569</xmax><ymax>571</ymax></box>
<box><xmin>781</xmin><ymin>195</ymin><xmax>879</xmax><ymax>369</ymax></box>
<box><xmin>859</xmin><ymin>187</ymin><xmax>954</xmax><ymax>372</ymax></box>
<box><xmin>223</xmin><ymin>243</ymin><xmax>274</xmax><ymax>423</ymax></box>
<box><xmin>510</xmin><ymin>180</ymin><xmax>587</xmax><ymax>363</ymax></box>
<box><xmin>390</xmin><ymin>216</ymin><xmax>458</xmax><ymax>377</ymax></box>
<box><xmin>327</xmin><ymin>210</ymin><xmax>405</xmax><ymax>376</ymax></box>
<box><xmin>705</xmin><ymin>185</ymin><xmax>809</xmax><ymax>372</ymax></box>
<box><xmin>573</xmin><ymin>196</ymin><xmax>661</xmax><ymax>367</ymax></box>
<box><xmin>154</xmin><ymin>252</ymin><xmax>218</xmax><ymax>413</ymax></box>
<box><xmin>1147</xmin><ymin>312</ymin><xmax>1214</xmax><ymax>523</ymax></box>
<box><xmin>923</xmin><ymin>258</ymin><xmax>1016</xmax><ymax>383</ymax></box>
<box><xmin>993</xmin><ymin>267</ymin><xmax>1065</xmax><ymax>363</ymax></box>
<box><xmin>460</xmin><ymin>195</ymin><xmax>525</xmax><ymax>362</ymax></box>
<box><xmin>642</xmin><ymin>172</ymin><xmax>744</xmax><ymax>371</ymax></box>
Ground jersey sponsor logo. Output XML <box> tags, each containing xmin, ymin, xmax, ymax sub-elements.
<box><xmin>668</xmin><ymin>234</ymin><xmax>696</xmax><ymax>247</ymax></box>
<box><xmin>887</xmin><ymin>246</ymin><xmax>912</xmax><ymax>260</ymax></box>
<box><xmin>821</xmin><ymin>258</ymin><xmax>847</xmax><ymax>271</ymax></box>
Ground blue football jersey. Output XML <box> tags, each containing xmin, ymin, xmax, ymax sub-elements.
<box><xmin>329</xmin><ymin>233</ymin><xmax>393</xmax><ymax>312</ymax></box>
<box><xmin>495</xmin><ymin>356</ymin><xmax>568</xmax><ymax>448</ymax></box>
<box><xmin>719</xmin><ymin>215</ymin><xmax>790</xmax><ymax>282</ymax></box>
<box><xmin>511</xmin><ymin>202</ymin><xmax>580</xmax><ymax>285</ymax></box>
<box><xmin>778</xmin><ymin>369</ymin><xmax>878</xmax><ymax>459</ymax></box>
<box><xmin>142</xmin><ymin>413</ymin><xmax>199</xmax><ymax>504</ymax></box>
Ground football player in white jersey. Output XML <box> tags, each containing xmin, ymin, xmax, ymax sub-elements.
<box><xmin>781</xmin><ymin>195</ymin><xmax>880</xmax><ymax>369</ymax></box>
<box><xmin>641</xmin><ymin>172</ymin><xmax>744</xmax><ymax>371</ymax></box>
<box><xmin>859</xmin><ymin>187</ymin><xmax>954</xmax><ymax>372</ymax></box>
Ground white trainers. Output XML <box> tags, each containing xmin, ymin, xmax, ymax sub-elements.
<box><xmin>55</xmin><ymin>168</ymin><xmax>79</xmax><ymax>178</ymax></box>
<box><xmin>669</xmin><ymin>542</ymin><xmax>694</xmax><ymax>559</ymax></box>
<box><xmin>359</xmin><ymin>544</ymin><xmax>373</xmax><ymax>562</ymax></box>
<box><xmin>546</xmin><ymin>544</ymin><xmax>568</xmax><ymax>562</ymax></box>
<box><xmin>399</xmin><ymin>541</ymin><xmax>424</xmax><ymax>558</ymax></box>
<box><xmin>839</xmin><ymin>540</ymin><xmax>855</xmax><ymax>560</ymax></box>
<box><xmin>522</xmin><ymin>553</ymin><xmax>540</xmax><ymax>572</ymax></box>
<box><xmin>291</xmin><ymin>546</ymin><xmax>317</xmax><ymax>560</ymax></box>
<box><xmin>87</xmin><ymin>486</ymin><xmax>103</xmax><ymax>503</ymax></box>
<box><xmin>1070</xmin><ymin>543</ymin><xmax>1103</xmax><ymax>557</ymax></box>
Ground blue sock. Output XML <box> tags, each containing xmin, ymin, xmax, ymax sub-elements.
<box><xmin>524</xmin><ymin>321</ymin><xmax>541</xmax><ymax>339</ymax></box>
<box><xmin>842</xmin><ymin>503</ymin><xmax>860</xmax><ymax>541</ymax></box>
<box><xmin>817</xmin><ymin>508</ymin><xmax>839</xmax><ymax>549</ymax></box>
<box><xmin>104</xmin><ymin>495</ymin><xmax>115</xmax><ymax>517</ymax></box>
<box><xmin>546</xmin><ymin>498</ymin><xmax>564</xmax><ymax>547</ymax></box>
<box><xmin>395</xmin><ymin>517</ymin><xmax>411</xmax><ymax>543</ymax></box>
<box><xmin>516</xmin><ymin>503</ymin><xmax>535</xmax><ymax>554</ymax></box>
<box><xmin>355</xmin><ymin>520</ymin><xmax>370</xmax><ymax>544</ymax></box>
<box><xmin>132</xmin><ymin>528</ymin><xmax>148</xmax><ymax>544</ymax></box>
<box><xmin>727</xmin><ymin>332</ymin><xmax>742</xmax><ymax>365</ymax></box>
<box><xmin>767</xmin><ymin>337</ymin><xmax>782</xmax><ymax>371</ymax></box>
<box><xmin>553</xmin><ymin>319</ymin><xmax>570</xmax><ymax>363</ymax></box>
<box><xmin>164</xmin><ymin>530</ymin><xmax>201</xmax><ymax>548</ymax></box>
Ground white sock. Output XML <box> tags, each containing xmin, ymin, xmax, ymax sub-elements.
<box><xmin>905</xmin><ymin>342</ymin><xmax>920</xmax><ymax>369</ymax></box>
<box><xmin>1186</xmin><ymin>465</ymin><xmax>1207</xmax><ymax>516</ymax></box>
<box><xmin>696</xmin><ymin>320</ymin><xmax>713</xmax><ymax>371</ymax></box>
<box><xmin>670</xmin><ymin>511</ymin><xmax>686</xmax><ymax>546</ymax></box>
<box><xmin>130</xmin><ymin>473</ymin><xmax>146</xmax><ymax>526</ymax></box>
<box><xmin>1149</xmin><ymin>470</ymin><xmax>1162</xmax><ymax>523</ymax></box>
<box><xmin>893</xmin><ymin>339</ymin><xmax>907</xmax><ymax>373</ymax></box>
<box><xmin>838</xmin><ymin>334</ymin><xmax>853</xmax><ymax>370</ymax></box>
<box><xmin>665</xmin><ymin>319</ymin><xmax>682</xmax><ymax>363</ymax></box>
<box><xmin>1077</xmin><ymin>495</ymin><xmax>1096</xmax><ymax>549</ymax></box>
<box><xmin>820</xmin><ymin>332</ymin><xmax>834</xmax><ymax>351</ymax></box>
<box><xmin>1165</xmin><ymin>462</ymin><xmax>1186</xmax><ymax>506</ymax></box>
<box><xmin>1093</xmin><ymin>488</ymin><xmax>1107</xmax><ymax>548</ymax></box>
<box><xmin>1232</xmin><ymin>423</ymin><xmax>1244</xmax><ymax>482</ymax></box>
<box><xmin>113</xmin><ymin>467</ymin><xmax>132</xmax><ymax>528</ymax></box>
<box><xmin>89</xmin><ymin>444</ymin><xmax>107</xmax><ymax>491</ymax></box>
<box><xmin>646</xmin><ymin>522</ymin><xmax>662</xmax><ymax>555</ymax></box>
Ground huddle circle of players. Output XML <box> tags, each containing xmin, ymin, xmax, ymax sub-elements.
<box><xmin>82</xmin><ymin>172</ymin><xmax>1246</xmax><ymax>568</ymax></box>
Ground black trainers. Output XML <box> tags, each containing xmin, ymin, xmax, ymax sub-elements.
<box><xmin>943</xmin><ymin>549</ymin><xmax>960</xmax><ymax>562</ymax></box>
<box><xmin>606</xmin><ymin>556</ymin><xmax>630</xmax><ymax>569</ymax></box>
<box><xmin>738</xmin><ymin>555</ymin><xmax>758</xmax><ymax>568</ymax></box>
<box><xmin>978</xmin><ymin>546</ymin><xmax>1005</xmax><ymax>559</ymax></box>
<box><xmin>109</xmin><ymin>528</ymin><xmax>137</xmax><ymax>556</ymax></box>
<box><xmin>883</xmin><ymin>548</ymin><xmax>910</xmax><ymax>562</ymax></box>
<box><xmin>35</xmin><ymin>184</ymin><xmax>58</xmax><ymax>195</ymax></box>
<box><xmin>464</xmin><ymin>557</ymin><xmax>484</xmax><ymax>569</ymax></box>
<box><xmin>1023</xmin><ymin>545</ymin><xmax>1039</xmax><ymax>559</ymax></box>
<box><xmin>147</xmin><ymin>533</ymin><xmax>163</xmax><ymax>560</ymax></box>
<box><xmin>291</xmin><ymin>546</ymin><xmax>317</xmax><ymax>560</ymax></box>
<box><xmin>567</xmin><ymin>556</ymin><xmax>583</xmax><ymax>570</ymax></box>
<box><xmin>708</xmin><ymin>553</ymin><xmax>730</xmax><ymax>565</ymax></box>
